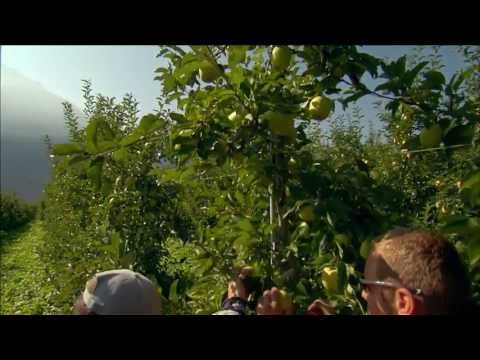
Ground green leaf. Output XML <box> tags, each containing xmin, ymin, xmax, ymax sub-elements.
<box><xmin>375</xmin><ymin>80</ymin><xmax>396</xmax><ymax>92</ymax></box>
<box><xmin>337</xmin><ymin>263</ymin><xmax>348</xmax><ymax>294</ymax></box>
<box><xmin>334</xmin><ymin>233</ymin><xmax>351</xmax><ymax>246</ymax></box>
<box><xmin>296</xmin><ymin>281</ymin><xmax>308</xmax><ymax>296</ymax></box>
<box><xmin>390</xmin><ymin>56</ymin><xmax>407</xmax><ymax>76</ymax></box>
<box><xmin>52</xmin><ymin>143</ymin><xmax>84</xmax><ymax>156</ymax></box>
<box><xmin>137</xmin><ymin>114</ymin><xmax>164</xmax><ymax>135</ymax></box>
<box><xmin>403</xmin><ymin>61</ymin><xmax>429</xmax><ymax>87</ymax></box>
<box><xmin>85</xmin><ymin>117</ymin><xmax>116</xmax><ymax>154</ymax></box>
<box><xmin>240</xmin><ymin>81</ymin><xmax>252</xmax><ymax>98</ymax></box>
<box><xmin>120</xmin><ymin>131</ymin><xmax>143</xmax><ymax>146</ymax></box>
<box><xmin>233</xmin><ymin>233</ymin><xmax>254</xmax><ymax>256</ymax></box>
<box><xmin>169</xmin><ymin>279</ymin><xmax>179</xmax><ymax>303</ymax></box>
<box><xmin>234</xmin><ymin>191</ymin><xmax>245</xmax><ymax>205</ymax></box>
<box><xmin>100</xmin><ymin>121</ymin><xmax>115</xmax><ymax>141</ymax></box>
<box><xmin>462</xmin><ymin>171</ymin><xmax>480</xmax><ymax>190</ymax></box>
<box><xmin>236</xmin><ymin>218</ymin><xmax>255</xmax><ymax>234</ymax></box>
<box><xmin>229</xmin><ymin>66</ymin><xmax>245</xmax><ymax>86</ymax></box>
<box><xmin>440</xmin><ymin>215</ymin><xmax>479</xmax><ymax>235</ymax></box>
<box><xmin>227</xmin><ymin>46</ymin><xmax>247</xmax><ymax>67</ymax></box>
<box><xmin>162</xmin><ymin>73</ymin><xmax>177</xmax><ymax>93</ymax></box>
<box><xmin>85</xmin><ymin>118</ymin><xmax>101</xmax><ymax>154</ymax></box>
<box><xmin>340</xmin><ymin>89</ymin><xmax>368</xmax><ymax>109</ymax></box>
<box><xmin>112</xmin><ymin>147</ymin><xmax>128</xmax><ymax>163</ymax></box>
<box><xmin>360</xmin><ymin>240</ymin><xmax>371</xmax><ymax>259</ymax></box>
<box><xmin>197</xmin><ymin>257</ymin><xmax>214</xmax><ymax>274</ymax></box>
<box><xmin>356</xmin><ymin>52</ymin><xmax>382</xmax><ymax>77</ymax></box>
<box><xmin>468</xmin><ymin>238</ymin><xmax>480</xmax><ymax>267</ymax></box>
<box><xmin>252</xmin><ymin>47</ymin><xmax>265</xmax><ymax>67</ymax></box>
<box><xmin>443</xmin><ymin>124</ymin><xmax>475</xmax><ymax>146</ymax></box>
<box><xmin>452</xmin><ymin>72</ymin><xmax>465</xmax><ymax>91</ymax></box>
<box><xmin>175</xmin><ymin>59</ymin><xmax>200</xmax><ymax>86</ymax></box>
<box><xmin>97</xmin><ymin>141</ymin><xmax>118</xmax><ymax>153</ymax></box>
<box><xmin>119</xmin><ymin>253</ymin><xmax>135</xmax><ymax>268</ymax></box>
<box><xmin>423</xmin><ymin>70</ymin><xmax>446</xmax><ymax>90</ymax></box>
<box><xmin>108</xmin><ymin>231</ymin><xmax>121</xmax><ymax>259</ymax></box>
<box><xmin>87</xmin><ymin>157</ymin><xmax>104</xmax><ymax>190</ymax></box>
<box><xmin>101</xmin><ymin>177</ymin><xmax>113</xmax><ymax>196</ymax></box>
<box><xmin>356</xmin><ymin>159</ymin><xmax>369</xmax><ymax>174</ymax></box>
<box><xmin>170</xmin><ymin>112</ymin><xmax>188</xmax><ymax>124</ymax></box>
<box><xmin>212</xmin><ymin>89</ymin><xmax>236</xmax><ymax>101</ymax></box>
<box><xmin>326</xmin><ymin>212</ymin><xmax>335</xmax><ymax>228</ymax></box>
<box><xmin>156</xmin><ymin>48</ymin><xmax>170</xmax><ymax>58</ymax></box>
<box><xmin>68</xmin><ymin>154</ymin><xmax>89</xmax><ymax>167</ymax></box>
<box><xmin>168</xmin><ymin>45</ymin><xmax>187</xmax><ymax>56</ymax></box>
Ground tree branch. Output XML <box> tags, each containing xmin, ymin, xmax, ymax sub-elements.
<box><xmin>340</xmin><ymin>78</ymin><xmax>423</xmax><ymax>108</ymax></box>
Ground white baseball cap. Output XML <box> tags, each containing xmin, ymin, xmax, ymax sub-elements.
<box><xmin>82</xmin><ymin>269</ymin><xmax>163</xmax><ymax>315</ymax></box>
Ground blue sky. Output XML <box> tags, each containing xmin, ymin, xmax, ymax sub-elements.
<box><xmin>2</xmin><ymin>45</ymin><xmax>466</xmax><ymax>126</ymax></box>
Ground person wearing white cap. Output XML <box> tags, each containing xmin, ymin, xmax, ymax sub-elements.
<box><xmin>74</xmin><ymin>269</ymin><xmax>163</xmax><ymax>315</ymax></box>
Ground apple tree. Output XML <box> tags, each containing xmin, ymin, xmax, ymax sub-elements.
<box><xmin>50</xmin><ymin>45</ymin><xmax>479</xmax><ymax>314</ymax></box>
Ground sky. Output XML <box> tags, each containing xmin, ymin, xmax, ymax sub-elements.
<box><xmin>1</xmin><ymin>45</ymin><xmax>467</xmax><ymax>127</ymax></box>
<box><xmin>2</xmin><ymin>46</ymin><xmax>164</xmax><ymax>117</ymax></box>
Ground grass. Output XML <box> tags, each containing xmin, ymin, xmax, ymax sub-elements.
<box><xmin>0</xmin><ymin>221</ymin><xmax>64</xmax><ymax>314</ymax></box>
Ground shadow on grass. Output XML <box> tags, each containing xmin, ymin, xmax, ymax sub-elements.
<box><xmin>0</xmin><ymin>222</ymin><xmax>35</xmax><ymax>254</ymax></box>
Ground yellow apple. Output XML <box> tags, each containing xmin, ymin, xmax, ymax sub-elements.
<box><xmin>271</xmin><ymin>46</ymin><xmax>291</xmax><ymax>72</ymax></box>
<box><xmin>308</xmin><ymin>96</ymin><xmax>333</xmax><ymax>121</ymax></box>
<box><xmin>321</xmin><ymin>267</ymin><xmax>338</xmax><ymax>293</ymax></box>
<box><xmin>299</xmin><ymin>205</ymin><xmax>315</xmax><ymax>222</ymax></box>
<box><xmin>419</xmin><ymin>125</ymin><xmax>442</xmax><ymax>148</ymax></box>
<box><xmin>199</xmin><ymin>60</ymin><xmax>222</xmax><ymax>83</ymax></box>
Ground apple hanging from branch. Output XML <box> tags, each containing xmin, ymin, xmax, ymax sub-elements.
<box><xmin>308</xmin><ymin>96</ymin><xmax>334</xmax><ymax>121</ymax></box>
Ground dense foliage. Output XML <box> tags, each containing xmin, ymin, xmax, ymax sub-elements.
<box><xmin>0</xmin><ymin>193</ymin><xmax>36</xmax><ymax>235</ymax></box>
<box><xmin>40</xmin><ymin>46</ymin><xmax>479</xmax><ymax>314</ymax></box>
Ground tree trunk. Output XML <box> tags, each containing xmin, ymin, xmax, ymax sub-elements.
<box><xmin>269</xmin><ymin>138</ymin><xmax>288</xmax><ymax>284</ymax></box>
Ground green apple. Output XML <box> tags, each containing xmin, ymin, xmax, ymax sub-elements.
<box><xmin>288</xmin><ymin>157</ymin><xmax>297</xmax><ymax>172</ymax></box>
<box><xmin>174</xmin><ymin>143</ymin><xmax>182</xmax><ymax>151</ymax></box>
<box><xmin>264</xmin><ymin>111</ymin><xmax>296</xmax><ymax>138</ymax></box>
<box><xmin>360</xmin><ymin>241</ymin><xmax>371</xmax><ymax>259</ymax></box>
<box><xmin>321</xmin><ymin>267</ymin><xmax>338</xmax><ymax>293</ymax></box>
<box><xmin>308</xmin><ymin>96</ymin><xmax>333</xmax><ymax>121</ymax></box>
<box><xmin>271</xmin><ymin>46</ymin><xmax>291</xmax><ymax>72</ymax></box>
<box><xmin>278</xmin><ymin>289</ymin><xmax>291</xmax><ymax>310</ymax></box>
<box><xmin>199</xmin><ymin>60</ymin><xmax>222</xmax><ymax>83</ymax></box>
<box><xmin>334</xmin><ymin>233</ymin><xmax>350</xmax><ymax>246</ymax></box>
<box><xmin>299</xmin><ymin>205</ymin><xmax>315</xmax><ymax>222</ymax></box>
<box><xmin>419</xmin><ymin>125</ymin><xmax>442</xmax><ymax>148</ymax></box>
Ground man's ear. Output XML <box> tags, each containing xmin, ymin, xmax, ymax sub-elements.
<box><xmin>394</xmin><ymin>288</ymin><xmax>415</xmax><ymax>315</ymax></box>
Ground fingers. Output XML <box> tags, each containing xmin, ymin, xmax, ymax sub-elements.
<box><xmin>256</xmin><ymin>289</ymin><xmax>273</xmax><ymax>315</ymax></box>
<box><xmin>227</xmin><ymin>281</ymin><xmax>237</xmax><ymax>299</ymax></box>
<box><xmin>307</xmin><ymin>299</ymin><xmax>335</xmax><ymax>315</ymax></box>
<box><xmin>270</xmin><ymin>287</ymin><xmax>281</xmax><ymax>313</ymax></box>
<box><xmin>256</xmin><ymin>288</ymin><xmax>291</xmax><ymax>315</ymax></box>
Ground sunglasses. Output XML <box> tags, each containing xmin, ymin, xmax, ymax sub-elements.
<box><xmin>360</xmin><ymin>278</ymin><xmax>423</xmax><ymax>296</ymax></box>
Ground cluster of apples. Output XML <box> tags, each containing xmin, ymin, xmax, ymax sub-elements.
<box><xmin>196</xmin><ymin>46</ymin><xmax>334</xmax><ymax>142</ymax></box>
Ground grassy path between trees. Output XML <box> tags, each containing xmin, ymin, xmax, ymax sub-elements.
<box><xmin>0</xmin><ymin>221</ymin><xmax>63</xmax><ymax>314</ymax></box>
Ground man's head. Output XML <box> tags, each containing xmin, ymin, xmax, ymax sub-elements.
<box><xmin>74</xmin><ymin>269</ymin><xmax>163</xmax><ymax>315</ymax></box>
<box><xmin>362</xmin><ymin>228</ymin><xmax>470</xmax><ymax>315</ymax></box>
